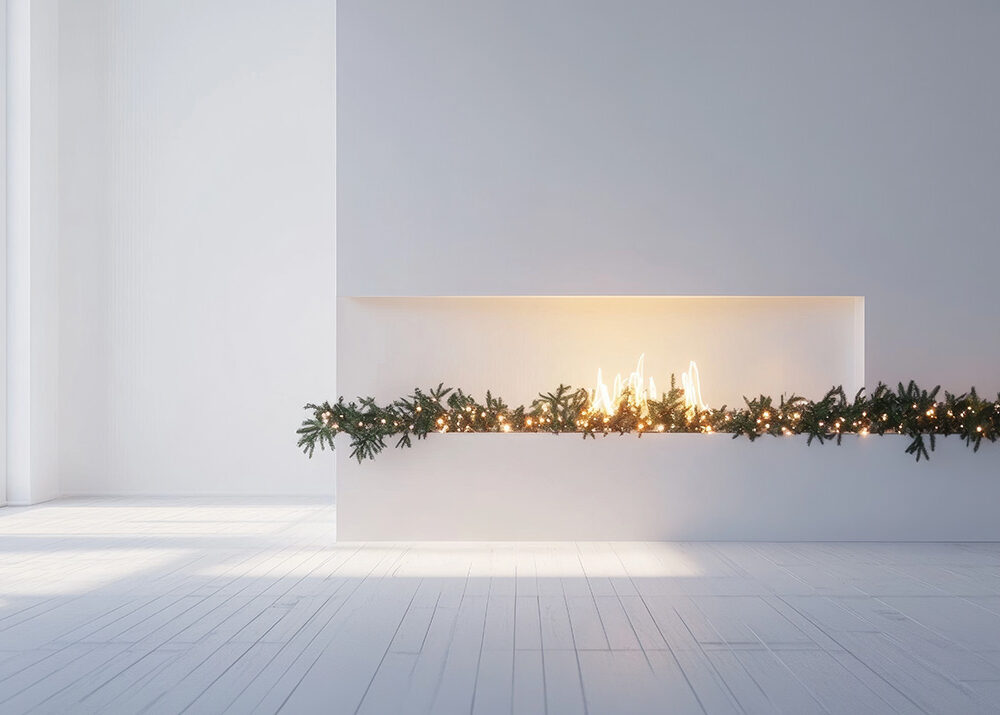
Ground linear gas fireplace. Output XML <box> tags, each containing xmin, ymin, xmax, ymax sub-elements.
<box><xmin>322</xmin><ymin>296</ymin><xmax>1000</xmax><ymax>541</ymax></box>
<box><xmin>337</xmin><ymin>296</ymin><xmax>865</xmax><ymax>410</ymax></box>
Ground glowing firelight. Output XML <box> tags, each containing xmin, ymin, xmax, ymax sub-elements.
<box><xmin>681</xmin><ymin>360</ymin><xmax>708</xmax><ymax>413</ymax></box>
<box><xmin>589</xmin><ymin>354</ymin><xmax>707</xmax><ymax>417</ymax></box>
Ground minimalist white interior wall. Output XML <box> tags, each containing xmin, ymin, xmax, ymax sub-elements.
<box><xmin>57</xmin><ymin>0</ymin><xmax>336</xmax><ymax>496</ymax></box>
<box><xmin>28</xmin><ymin>0</ymin><xmax>60</xmax><ymax>505</ymax></box>
<box><xmin>8</xmin><ymin>0</ymin><xmax>995</xmax><ymax>500</ymax></box>
<box><xmin>338</xmin><ymin>1</ymin><xmax>1000</xmax><ymax>393</ymax></box>
<box><xmin>5</xmin><ymin>0</ymin><xmax>60</xmax><ymax>505</ymax></box>
<box><xmin>338</xmin><ymin>297</ymin><xmax>864</xmax><ymax>407</ymax></box>
<box><xmin>0</xmin><ymin>0</ymin><xmax>8</xmax><ymax>505</ymax></box>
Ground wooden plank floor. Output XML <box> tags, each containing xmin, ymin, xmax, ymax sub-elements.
<box><xmin>1</xmin><ymin>499</ymin><xmax>1000</xmax><ymax>714</ymax></box>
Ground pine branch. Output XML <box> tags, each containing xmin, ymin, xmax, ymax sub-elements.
<box><xmin>297</xmin><ymin>381</ymin><xmax>1000</xmax><ymax>464</ymax></box>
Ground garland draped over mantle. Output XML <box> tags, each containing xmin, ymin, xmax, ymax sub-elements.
<box><xmin>297</xmin><ymin>380</ymin><xmax>1000</xmax><ymax>464</ymax></box>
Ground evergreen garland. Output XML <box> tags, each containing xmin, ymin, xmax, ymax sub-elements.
<box><xmin>298</xmin><ymin>380</ymin><xmax>1000</xmax><ymax>464</ymax></box>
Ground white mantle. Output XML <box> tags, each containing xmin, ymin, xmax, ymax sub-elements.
<box><xmin>336</xmin><ymin>434</ymin><xmax>1000</xmax><ymax>541</ymax></box>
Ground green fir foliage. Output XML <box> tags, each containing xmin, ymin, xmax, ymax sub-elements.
<box><xmin>297</xmin><ymin>379</ymin><xmax>1000</xmax><ymax>464</ymax></box>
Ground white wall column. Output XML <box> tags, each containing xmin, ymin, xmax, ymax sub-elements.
<box><xmin>0</xmin><ymin>0</ymin><xmax>7</xmax><ymax>506</ymax></box>
<box><xmin>5</xmin><ymin>0</ymin><xmax>59</xmax><ymax>506</ymax></box>
<box><xmin>6</xmin><ymin>0</ymin><xmax>29</xmax><ymax>505</ymax></box>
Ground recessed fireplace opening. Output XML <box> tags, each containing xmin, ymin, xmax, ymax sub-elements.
<box><xmin>337</xmin><ymin>295</ymin><xmax>865</xmax><ymax>411</ymax></box>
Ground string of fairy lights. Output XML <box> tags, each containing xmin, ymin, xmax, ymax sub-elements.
<box><xmin>298</xmin><ymin>375</ymin><xmax>1000</xmax><ymax>464</ymax></box>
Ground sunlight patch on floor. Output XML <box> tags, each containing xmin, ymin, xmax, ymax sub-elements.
<box><xmin>0</xmin><ymin>548</ymin><xmax>190</xmax><ymax>596</ymax></box>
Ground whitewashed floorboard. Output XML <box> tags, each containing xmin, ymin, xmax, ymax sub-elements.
<box><xmin>2</xmin><ymin>498</ymin><xmax>1000</xmax><ymax>714</ymax></box>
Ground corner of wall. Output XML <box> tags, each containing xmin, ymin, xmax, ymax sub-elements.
<box><xmin>5</xmin><ymin>0</ymin><xmax>61</xmax><ymax>505</ymax></box>
<box><xmin>0</xmin><ymin>0</ymin><xmax>9</xmax><ymax>506</ymax></box>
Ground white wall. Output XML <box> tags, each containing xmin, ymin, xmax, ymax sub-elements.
<box><xmin>58</xmin><ymin>0</ymin><xmax>336</xmax><ymax>496</ymax></box>
<box><xmin>28</xmin><ymin>0</ymin><xmax>59</xmax><ymax>504</ymax></box>
<box><xmin>0</xmin><ymin>0</ymin><xmax>7</xmax><ymax>505</ymax></box>
<box><xmin>338</xmin><ymin>1</ymin><xmax>1000</xmax><ymax>394</ymax></box>
<box><xmin>5</xmin><ymin>0</ymin><xmax>60</xmax><ymax>505</ymax></box>
<box><xmin>29</xmin><ymin>0</ymin><xmax>1000</xmax><ymax>497</ymax></box>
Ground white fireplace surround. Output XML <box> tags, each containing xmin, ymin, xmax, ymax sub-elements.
<box><xmin>335</xmin><ymin>295</ymin><xmax>1000</xmax><ymax>541</ymax></box>
<box><xmin>337</xmin><ymin>433</ymin><xmax>1000</xmax><ymax>541</ymax></box>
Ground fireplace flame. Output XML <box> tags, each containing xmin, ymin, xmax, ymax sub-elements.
<box><xmin>589</xmin><ymin>354</ymin><xmax>707</xmax><ymax>418</ymax></box>
<box><xmin>681</xmin><ymin>361</ymin><xmax>707</xmax><ymax>414</ymax></box>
